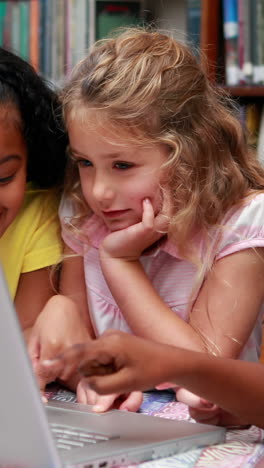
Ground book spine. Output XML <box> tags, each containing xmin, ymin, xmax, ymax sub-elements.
<box><xmin>42</xmin><ymin>0</ymin><xmax>52</xmax><ymax>78</ymax></box>
<box><xmin>50</xmin><ymin>0</ymin><xmax>57</xmax><ymax>82</ymax></box>
<box><xmin>56</xmin><ymin>0</ymin><xmax>65</xmax><ymax>82</ymax></box>
<box><xmin>75</xmin><ymin>0</ymin><xmax>87</xmax><ymax>63</ymax></box>
<box><xmin>242</xmin><ymin>0</ymin><xmax>253</xmax><ymax>83</ymax></box>
<box><xmin>19</xmin><ymin>1</ymin><xmax>29</xmax><ymax>61</ymax></box>
<box><xmin>237</xmin><ymin>0</ymin><xmax>245</xmax><ymax>83</ymax></box>
<box><xmin>70</xmin><ymin>0</ymin><xmax>78</xmax><ymax>68</ymax></box>
<box><xmin>30</xmin><ymin>0</ymin><xmax>40</xmax><ymax>71</ymax></box>
<box><xmin>64</xmin><ymin>0</ymin><xmax>72</xmax><ymax>76</ymax></box>
<box><xmin>3</xmin><ymin>2</ymin><xmax>12</xmax><ymax>50</ymax></box>
<box><xmin>255</xmin><ymin>0</ymin><xmax>264</xmax><ymax>84</ymax></box>
<box><xmin>251</xmin><ymin>0</ymin><xmax>258</xmax><ymax>83</ymax></box>
<box><xmin>222</xmin><ymin>0</ymin><xmax>240</xmax><ymax>85</ymax></box>
<box><xmin>11</xmin><ymin>2</ymin><xmax>20</xmax><ymax>56</ymax></box>
<box><xmin>186</xmin><ymin>0</ymin><xmax>201</xmax><ymax>51</ymax></box>
<box><xmin>0</xmin><ymin>1</ymin><xmax>7</xmax><ymax>47</ymax></box>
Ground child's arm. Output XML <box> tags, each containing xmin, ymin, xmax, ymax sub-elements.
<box><xmin>59</xmin><ymin>251</ymin><xmax>143</xmax><ymax>412</ymax></box>
<box><xmin>99</xmin><ymin>200</ymin><xmax>264</xmax><ymax>357</ymax></box>
<box><xmin>42</xmin><ymin>330</ymin><xmax>264</xmax><ymax>428</ymax></box>
<box><xmin>59</xmin><ymin>249</ymin><xmax>95</xmax><ymax>336</ymax></box>
<box><xmin>16</xmin><ymin>267</ymin><xmax>56</xmax><ymax>340</ymax></box>
<box><xmin>27</xmin><ymin>251</ymin><xmax>95</xmax><ymax>393</ymax></box>
<box><xmin>28</xmin><ymin>294</ymin><xmax>92</xmax><ymax>393</ymax></box>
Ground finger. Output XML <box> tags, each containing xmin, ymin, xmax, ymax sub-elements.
<box><xmin>92</xmin><ymin>394</ymin><xmax>118</xmax><ymax>413</ymax></box>
<box><xmin>189</xmin><ymin>406</ymin><xmax>220</xmax><ymax>419</ymax></box>
<box><xmin>27</xmin><ymin>334</ymin><xmax>40</xmax><ymax>361</ymax></box>
<box><xmin>42</xmin><ymin>343</ymin><xmax>91</xmax><ymax>380</ymax></box>
<box><xmin>155</xmin><ymin>382</ymin><xmax>179</xmax><ymax>390</ymax></box>
<box><xmin>86</xmin><ymin>367</ymin><xmax>143</xmax><ymax>395</ymax></box>
<box><xmin>41</xmin><ymin>394</ymin><xmax>48</xmax><ymax>404</ymax></box>
<box><xmin>79</xmin><ymin>352</ymin><xmax>117</xmax><ymax>377</ymax></box>
<box><xmin>142</xmin><ymin>198</ymin><xmax>155</xmax><ymax>229</ymax></box>
<box><xmin>119</xmin><ymin>391</ymin><xmax>143</xmax><ymax>412</ymax></box>
<box><xmin>189</xmin><ymin>407</ymin><xmax>221</xmax><ymax>425</ymax></box>
<box><xmin>33</xmin><ymin>360</ymin><xmax>56</xmax><ymax>393</ymax></box>
<box><xmin>77</xmin><ymin>380</ymin><xmax>98</xmax><ymax>405</ymax></box>
<box><xmin>176</xmin><ymin>388</ymin><xmax>203</xmax><ymax>408</ymax></box>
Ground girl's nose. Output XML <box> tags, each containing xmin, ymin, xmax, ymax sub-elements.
<box><xmin>92</xmin><ymin>176</ymin><xmax>114</xmax><ymax>203</ymax></box>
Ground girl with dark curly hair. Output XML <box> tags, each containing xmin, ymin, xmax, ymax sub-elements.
<box><xmin>0</xmin><ymin>47</ymin><xmax>69</xmax><ymax>338</ymax></box>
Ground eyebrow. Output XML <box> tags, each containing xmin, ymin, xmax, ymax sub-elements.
<box><xmin>0</xmin><ymin>155</ymin><xmax>22</xmax><ymax>165</ymax></box>
<box><xmin>69</xmin><ymin>147</ymin><xmax>128</xmax><ymax>160</ymax></box>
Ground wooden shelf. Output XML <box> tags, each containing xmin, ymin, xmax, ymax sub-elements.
<box><xmin>224</xmin><ymin>86</ymin><xmax>264</xmax><ymax>97</ymax></box>
<box><xmin>221</xmin><ymin>86</ymin><xmax>264</xmax><ymax>97</ymax></box>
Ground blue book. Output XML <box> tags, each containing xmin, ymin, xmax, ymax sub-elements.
<box><xmin>222</xmin><ymin>0</ymin><xmax>239</xmax><ymax>85</ymax></box>
<box><xmin>186</xmin><ymin>0</ymin><xmax>201</xmax><ymax>52</ymax></box>
<box><xmin>39</xmin><ymin>0</ymin><xmax>52</xmax><ymax>77</ymax></box>
<box><xmin>223</xmin><ymin>0</ymin><xmax>238</xmax><ymax>38</ymax></box>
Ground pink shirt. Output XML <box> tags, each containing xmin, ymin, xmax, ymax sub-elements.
<box><xmin>60</xmin><ymin>193</ymin><xmax>264</xmax><ymax>362</ymax></box>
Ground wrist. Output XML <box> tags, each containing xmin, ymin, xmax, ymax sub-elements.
<box><xmin>99</xmin><ymin>244</ymin><xmax>140</xmax><ymax>263</ymax></box>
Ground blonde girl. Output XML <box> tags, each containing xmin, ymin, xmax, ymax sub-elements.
<box><xmin>44</xmin><ymin>28</ymin><xmax>264</xmax><ymax>416</ymax></box>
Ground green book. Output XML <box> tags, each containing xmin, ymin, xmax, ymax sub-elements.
<box><xmin>19</xmin><ymin>1</ymin><xmax>29</xmax><ymax>61</ymax></box>
<box><xmin>96</xmin><ymin>2</ymin><xmax>141</xmax><ymax>40</ymax></box>
<box><xmin>0</xmin><ymin>1</ymin><xmax>7</xmax><ymax>47</ymax></box>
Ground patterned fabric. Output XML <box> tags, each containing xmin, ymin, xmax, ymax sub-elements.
<box><xmin>46</xmin><ymin>385</ymin><xmax>264</xmax><ymax>468</ymax></box>
<box><xmin>60</xmin><ymin>193</ymin><xmax>264</xmax><ymax>362</ymax></box>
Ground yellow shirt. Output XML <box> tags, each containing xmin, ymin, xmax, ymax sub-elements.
<box><xmin>0</xmin><ymin>186</ymin><xmax>62</xmax><ymax>299</ymax></box>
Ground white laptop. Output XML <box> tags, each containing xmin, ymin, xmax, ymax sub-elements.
<box><xmin>0</xmin><ymin>265</ymin><xmax>225</xmax><ymax>467</ymax></box>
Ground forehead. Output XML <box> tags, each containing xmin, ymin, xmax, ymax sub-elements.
<box><xmin>66</xmin><ymin>105</ymin><xmax>156</xmax><ymax>144</ymax></box>
<box><xmin>68</xmin><ymin>118</ymin><xmax>155</xmax><ymax>156</ymax></box>
<box><xmin>0</xmin><ymin>115</ymin><xmax>26</xmax><ymax>159</ymax></box>
<box><xmin>0</xmin><ymin>105</ymin><xmax>22</xmax><ymax>127</ymax></box>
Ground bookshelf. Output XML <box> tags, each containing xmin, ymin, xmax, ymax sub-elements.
<box><xmin>0</xmin><ymin>0</ymin><xmax>188</xmax><ymax>83</ymax></box>
<box><xmin>200</xmin><ymin>0</ymin><xmax>264</xmax><ymax>97</ymax></box>
<box><xmin>0</xmin><ymin>0</ymin><xmax>147</xmax><ymax>83</ymax></box>
<box><xmin>199</xmin><ymin>0</ymin><xmax>264</xmax><ymax>165</ymax></box>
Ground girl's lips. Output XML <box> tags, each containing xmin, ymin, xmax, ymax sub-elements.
<box><xmin>102</xmin><ymin>209</ymin><xmax>130</xmax><ymax>218</ymax></box>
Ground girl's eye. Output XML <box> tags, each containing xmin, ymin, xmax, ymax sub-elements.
<box><xmin>0</xmin><ymin>174</ymin><xmax>15</xmax><ymax>185</ymax></box>
<box><xmin>76</xmin><ymin>159</ymin><xmax>92</xmax><ymax>168</ymax></box>
<box><xmin>114</xmin><ymin>162</ymin><xmax>134</xmax><ymax>170</ymax></box>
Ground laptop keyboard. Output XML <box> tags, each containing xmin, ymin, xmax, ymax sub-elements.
<box><xmin>50</xmin><ymin>423</ymin><xmax>115</xmax><ymax>451</ymax></box>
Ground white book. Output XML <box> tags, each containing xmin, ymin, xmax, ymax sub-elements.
<box><xmin>71</xmin><ymin>0</ymin><xmax>87</xmax><ymax>68</ymax></box>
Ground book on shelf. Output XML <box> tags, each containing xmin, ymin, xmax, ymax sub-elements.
<box><xmin>222</xmin><ymin>0</ymin><xmax>239</xmax><ymax>85</ymax></box>
<box><xmin>255</xmin><ymin>0</ymin><xmax>264</xmax><ymax>85</ymax></box>
<box><xmin>19</xmin><ymin>1</ymin><xmax>30</xmax><ymax>61</ymax></box>
<box><xmin>96</xmin><ymin>2</ymin><xmax>142</xmax><ymax>41</ymax></box>
<box><xmin>186</xmin><ymin>0</ymin><xmax>201</xmax><ymax>52</ymax></box>
<box><xmin>29</xmin><ymin>0</ymin><xmax>40</xmax><ymax>71</ymax></box>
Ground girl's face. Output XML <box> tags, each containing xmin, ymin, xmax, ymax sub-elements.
<box><xmin>68</xmin><ymin>121</ymin><xmax>168</xmax><ymax>231</ymax></box>
<box><xmin>0</xmin><ymin>117</ymin><xmax>27</xmax><ymax>237</ymax></box>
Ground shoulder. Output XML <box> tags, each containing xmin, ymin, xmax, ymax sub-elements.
<box><xmin>216</xmin><ymin>192</ymin><xmax>264</xmax><ymax>260</ymax></box>
<box><xmin>4</xmin><ymin>184</ymin><xmax>60</xmax><ymax>242</ymax></box>
<box><xmin>225</xmin><ymin>192</ymin><xmax>264</xmax><ymax>225</ymax></box>
<box><xmin>23</xmin><ymin>184</ymin><xmax>60</xmax><ymax>219</ymax></box>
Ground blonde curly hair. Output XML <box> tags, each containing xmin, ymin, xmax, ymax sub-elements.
<box><xmin>62</xmin><ymin>27</ymin><xmax>264</xmax><ymax>263</ymax></box>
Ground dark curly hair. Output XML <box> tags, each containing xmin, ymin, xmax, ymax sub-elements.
<box><xmin>0</xmin><ymin>47</ymin><xmax>67</xmax><ymax>188</ymax></box>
